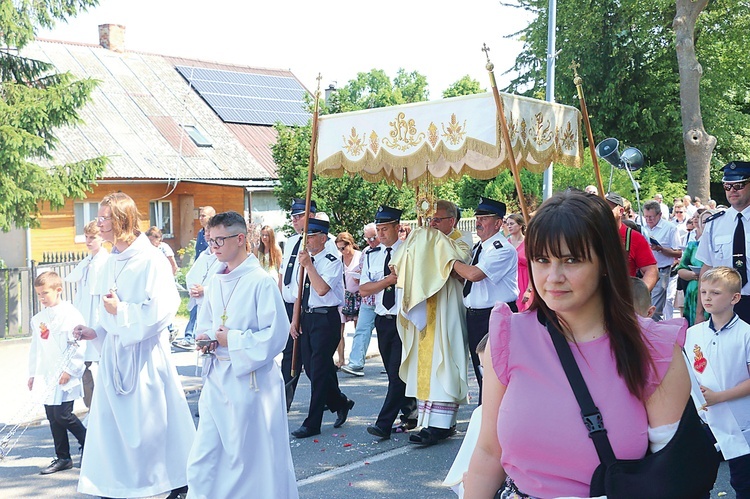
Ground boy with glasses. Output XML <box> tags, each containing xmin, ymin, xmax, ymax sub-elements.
<box><xmin>697</xmin><ymin>161</ymin><xmax>750</xmax><ymax>324</ymax></box>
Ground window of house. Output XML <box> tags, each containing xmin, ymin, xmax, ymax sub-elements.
<box><xmin>149</xmin><ymin>200</ymin><xmax>174</xmax><ymax>238</ymax></box>
<box><xmin>74</xmin><ymin>202</ymin><xmax>100</xmax><ymax>243</ymax></box>
<box><xmin>183</xmin><ymin>125</ymin><xmax>212</xmax><ymax>147</ymax></box>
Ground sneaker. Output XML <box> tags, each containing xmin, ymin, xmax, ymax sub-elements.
<box><xmin>172</xmin><ymin>338</ymin><xmax>195</xmax><ymax>351</ymax></box>
<box><xmin>40</xmin><ymin>457</ymin><xmax>73</xmax><ymax>475</ymax></box>
<box><xmin>340</xmin><ymin>364</ymin><xmax>365</xmax><ymax>377</ymax></box>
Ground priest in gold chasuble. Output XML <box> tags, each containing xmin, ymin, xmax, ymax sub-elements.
<box><xmin>392</xmin><ymin>200</ymin><xmax>471</xmax><ymax>446</ymax></box>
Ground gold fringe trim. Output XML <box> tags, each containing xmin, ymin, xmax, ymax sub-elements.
<box><xmin>316</xmin><ymin>113</ymin><xmax>584</xmax><ymax>187</ymax></box>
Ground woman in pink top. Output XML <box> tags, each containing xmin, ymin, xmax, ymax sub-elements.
<box><xmin>464</xmin><ymin>190</ymin><xmax>690</xmax><ymax>498</ymax></box>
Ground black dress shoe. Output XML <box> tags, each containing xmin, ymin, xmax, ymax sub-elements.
<box><xmin>366</xmin><ymin>424</ymin><xmax>390</xmax><ymax>440</ymax></box>
<box><xmin>408</xmin><ymin>426</ymin><xmax>456</xmax><ymax>446</ymax></box>
<box><xmin>291</xmin><ymin>426</ymin><xmax>321</xmax><ymax>438</ymax></box>
<box><xmin>40</xmin><ymin>457</ymin><xmax>73</xmax><ymax>475</ymax></box>
<box><xmin>333</xmin><ymin>398</ymin><xmax>355</xmax><ymax>428</ymax></box>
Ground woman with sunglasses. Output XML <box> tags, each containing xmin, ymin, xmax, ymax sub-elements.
<box><xmin>696</xmin><ymin>161</ymin><xmax>750</xmax><ymax>324</ymax></box>
<box><xmin>676</xmin><ymin>209</ymin><xmax>714</xmax><ymax>325</ymax></box>
<box><xmin>335</xmin><ymin>232</ymin><xmax>362</xmax><ymax>368</ymax></box>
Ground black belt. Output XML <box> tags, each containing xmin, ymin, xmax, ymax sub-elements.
<box><xmin>378</xmin><ymin>314</ymin><xmax>396</xmax><ymax>320</ymax></box>
<box><xmin>658</xmin><ymin>265</ymin><xmax>672</xmax><ymax>271</ymax></box>
<box><xmin>303</xmin><ymin>306</ymin><xmax>337</xmax><ymax>314</ymax></box>
<box><xmin>466</xmin><ymin>307</ymin><xmax>493</xmax><ymax>315</ymax></box>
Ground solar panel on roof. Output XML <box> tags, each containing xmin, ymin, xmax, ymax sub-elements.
<box><xmin>176</xmin><ymin>65</ymin><xmax>311</xmax><ymax>127</ymax></box>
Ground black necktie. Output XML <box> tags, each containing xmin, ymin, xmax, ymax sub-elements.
<box><xmin>283</xmin><ymin>238</ymin><xmax>302</xmax><ymax>285</ymax></box>
<box><xmin>301</xmin><ymin>257</ymin><xmax>314</xmax><ymax>309</ymax></box>
<box><xmin>735</xmin><ymin>213</ymin><xmax>748</xmax><ymax>287</ymax></box>
<box><xmin>463</xmin><ymin>243</ymin><xmax>482</xmax><ymax>297</ymax></box>
<box><xmin>383</xmin><ymin>247</ymin><xmax>395</xmax><ymax>310</ymax></box>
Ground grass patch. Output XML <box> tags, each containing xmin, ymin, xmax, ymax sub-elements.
<box><xmin>177</xmin><ymin>295</ymin><xmax>190</xmax><ymax>318</ymax></box>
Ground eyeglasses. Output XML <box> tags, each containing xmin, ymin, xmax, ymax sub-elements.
<box><xmin>97</xmin><ymin>216</ymin><xmax>112</xmax><ymax>223</ymax></box>
<box><xmin>207</xmin><ymin>234</ymin><xmax>241</xmax><ymax>247</ymax></box>
<box><xmin>724</xmin><ymin>182</ymin><xmax>749</xmax><ymax>191</ymax></box>
<box><xmin>291</xmin><ymin>213</ymin><xmax>305</xmax><ymax>221</ymax></box>
<box><xmin>366</xmin><ymin>236</ymin><xmax>378</xmax><ymax>242</ymax></box>
<box><xmin>427</xmin><ymin>216</ymin><xmax>453</xmax><ymax>224</ymax></box>
<box><xmin>337</xmin><ymin>245</ymin><xmax>346</xmax><ymax>251</ymax></box>
<box><xmin>674</xmin><ymin>210</ymin><xmax>684</xmax><ymax>214</ymax></box>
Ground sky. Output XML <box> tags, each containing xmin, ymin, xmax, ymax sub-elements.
<box><xmin>37</xmin><ymin>0</ymin><xmax>535</xmax><ymax>99</ymax></box>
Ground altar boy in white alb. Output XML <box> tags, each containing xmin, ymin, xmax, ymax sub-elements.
<box><xmin>187</xmin><ymin>211</ymin><xmax>298</xmax><ymax>499</ymax></box>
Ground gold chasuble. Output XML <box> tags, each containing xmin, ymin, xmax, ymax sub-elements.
<box><xmin>393</xmin><ymin>227</ymin><xmax>471</xmax><ymax>403</ymax></box>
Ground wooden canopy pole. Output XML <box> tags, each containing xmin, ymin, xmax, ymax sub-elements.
<box><xmin>570</xmin><ymin>60</ymin><xmax>605</xmax><ymax>200</ymax></box>
<box><xmin>291</xmin><ymin>74</ymin><xmax>323</xmax><ymax>378</ymax></box>
<box><xmin>483</xmin><ymin>44</ymin><xmax>530</xmax><ymax>224</ymax></box>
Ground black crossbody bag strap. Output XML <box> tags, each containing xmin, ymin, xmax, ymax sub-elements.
<box><xmin>546</xmin><ymin>318</ymin><xmax>618</xmax><ymax>466</ymax></box>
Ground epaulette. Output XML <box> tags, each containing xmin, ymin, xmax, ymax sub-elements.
<box><xmin>493</xmin><ymin>240</ymin><xmax>503</xmax><ymax>249</ymax></box>
<box><xmin>325</xmin><ymin>253</ymin><xmax>338</xmax><ymax>261</ymax></box>
<box><xmin>366</xmin><ymin>247</ymin><xmax>381</xmax><ymax>254</ymax></box>
<box><xmin>705</xmin><ymin>211</ymin><xmax>726</xmax><ymax>223</ymax></box>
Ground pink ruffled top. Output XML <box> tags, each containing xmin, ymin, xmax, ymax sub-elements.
<box><xmin>489</xmin><ymin>304</ymin><xmax>686</xmax><ymax>498</ymax></box>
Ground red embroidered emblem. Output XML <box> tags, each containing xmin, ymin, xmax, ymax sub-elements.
<box><xmin>39</xmin><ymin>322</ymin><xmax>50</xmax><ymax>340</ymax></box>
<box><xmin>693</xmin><ymin>344</ymin><xmax>707</xmax><ymax>374</ymax></box>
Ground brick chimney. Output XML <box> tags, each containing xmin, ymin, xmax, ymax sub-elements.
<box><xmin>98</xmin><ymin>24</ymin><xmax>126</xmax><ymax>52</ymax></box>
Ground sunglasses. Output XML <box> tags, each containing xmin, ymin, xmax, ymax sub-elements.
<box><xmin>724</xmin><ymin>182</ymin><xmax>749</xmax><ymax>191</ymax></box>
<box><xmin>398</xmin><ymin>229</ymin><xmax>406</xmax><ymax>233</ymax></box>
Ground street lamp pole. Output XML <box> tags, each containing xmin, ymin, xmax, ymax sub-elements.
<box><xmin>542</xmin><ymin>0</ymin><xmax>557</xmax><ymax>200</ymax></box>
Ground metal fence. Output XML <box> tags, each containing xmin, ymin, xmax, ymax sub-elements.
<box><xmin>0</xmin><ymin>261</ymin><xmax>80</xmax><ymax>339</ymax></box>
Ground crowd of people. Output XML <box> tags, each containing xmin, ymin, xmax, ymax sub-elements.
<box><xmin>25</xmin><ymin>160</ymin><xmax>750</xmax><ymax>498</ymax></box>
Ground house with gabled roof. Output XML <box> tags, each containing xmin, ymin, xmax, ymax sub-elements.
<box><xmin>0</xmin><ymin>24</ymin><xmax>309</xmax><ymax>267</ymax></box>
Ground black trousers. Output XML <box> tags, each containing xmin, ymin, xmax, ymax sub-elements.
<box><xmin>465</xmin><ymin>302</ymin><xmax>517</xmax><ymax>406</ymax></box>
<box><xmin>466</xmin><ymin>308</ymin><xmax>492</xmax><ymax>406</ymax></box>
<box><xmin>374</xmin><ymin>315</ymin><xmax>416</xmax><ymax>432</ymax></box>
<box><xmin>300</xmin><ymin>308</ymin><xmax>348</xmax><ymax>431</ymax></box>
<box><xmin>282</xmin><ymin>302</ymin><xmax>302</xmax><ymax>400</ymax></box>
<box><xmin>44</xmin><ymin>401</ymin><xmax>86</xmax><ymax>460</ymax></box>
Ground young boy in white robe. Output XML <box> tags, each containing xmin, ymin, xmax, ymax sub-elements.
<box><xmin>28</xmin><ymin>271</ymin><xmax>87</xmax><ymax>475</ymax></box>
<box><xmin>187</xmin><ymin>211</ymin><xmax>298</xmax><ymax>499</ymax></box>
<box><xmin>65</xmin><ymin>220</ymin><xmax>109</xmax><ymax>409</ymax></box>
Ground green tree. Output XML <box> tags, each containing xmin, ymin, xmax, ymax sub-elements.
<box><xmin>274</xmin><ymin>69</ymin><xmax>428</xmax><ymax>240</ymax></box>
<box><xmin>0</xmin><ymin>0</ymin><xmax>106</xmax><ymax>231</ymax></box>
<box><xmin>442</xmin><ymin>75</ymin><xmax>485</xmax><ymax>99</ymax></box>
<box><xmin>504</xmin><ymin>0</ymin><xmax>750</xmax><ymax>186</ymax></box>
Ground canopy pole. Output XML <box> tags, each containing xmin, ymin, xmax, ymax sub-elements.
<box><xmin>483</xmin><ymin>44</ymin><xmax>530</xmax><ymax>224</ymax></box>
<box><xmin>570</xmin><ymin>60</ymin><xmax>605</xmax><ymax>200</ymax></box>
<box><xmin>291</xmin><ymin>74</ymin><xmax>323</xmax><ymax>378</ymax></box>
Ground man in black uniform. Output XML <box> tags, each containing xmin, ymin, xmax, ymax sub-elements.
<box><xmin>290</xmin><ymin>218</ymin><xmax>355</xmax><ymax>438</ymax></box>
<box><xmin>361</xmin><ymin>206</ymin><xmax>418</xmax><ymax>439</ymax></box>
<box><xmin>279</xmin><ymin>198</ymin><xmax>316</xmax><ymax>410</ymax></box>
<box><xmin>452</xmin><ymin>197</ymin><xmax>518</xmax><ymax>404</ymax></box>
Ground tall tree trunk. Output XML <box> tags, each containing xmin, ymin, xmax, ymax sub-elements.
<box><xmin>674</xmin><ymin>0</ymin><xmax>715</xmax><ymax>200</ymax></box>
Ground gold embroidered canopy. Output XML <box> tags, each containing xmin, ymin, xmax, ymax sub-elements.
<box><xmin>315</xmin><ymin>92</ymin><xmax>584</xmax><ymax>186</ymax></box>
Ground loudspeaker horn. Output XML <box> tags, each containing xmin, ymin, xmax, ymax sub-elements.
<box><xmin>595</xmin><ymin>138</ymin><xmax>621</xmax><ymax>168</ymax></box>
<box><xmin>620</xmin><ymin>147</ymin><xmax>644</xmax><ymax>171</ymax></box>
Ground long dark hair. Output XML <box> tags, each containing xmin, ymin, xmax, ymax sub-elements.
<box><xmin>526</xmin><ymin>190</ymin><xmax>652</xmax><ymax>400</ymax></box>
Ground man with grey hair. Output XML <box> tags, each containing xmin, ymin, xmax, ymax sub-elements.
<box><xmin>341</xmin><ymin>223</ymin><xmax>380</xmax><ymax>377</ymax></box>
<box><xmin>643</xmin><ymin>200</ymin><xmax>682</xmax><ymax>320</ymax></box>
<box><xmin>393</xmin><ymin>199</ymin><xmax>471</xmax><ymax>446</ymax></box>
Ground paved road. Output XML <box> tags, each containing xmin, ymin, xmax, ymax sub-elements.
<box><xmin>0</xmin><ymin>321</ymin><xmax>737</xmax><ymax>498</ymax></box>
